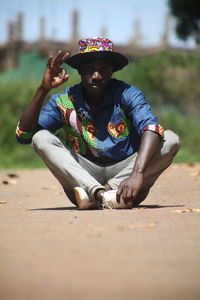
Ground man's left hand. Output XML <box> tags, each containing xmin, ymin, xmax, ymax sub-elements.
<box><xmin>116</xmin><ymin>172</ymin><xmax>144</xmax><ymax>205</ymax></box>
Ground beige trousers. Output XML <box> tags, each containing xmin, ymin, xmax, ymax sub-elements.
<box><xmin>32</xmin><ymin>129</ymin><xmax>179</xmax><ymax>206</ymax></box>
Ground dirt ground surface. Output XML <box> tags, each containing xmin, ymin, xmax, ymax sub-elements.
<box><xmin>0</xmin><ymin>163</ymin><xmax>200</xmax><ymax>300</ymax></box>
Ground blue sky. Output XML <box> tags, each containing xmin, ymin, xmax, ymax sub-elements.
<box><xmin>0</xmin><ymin>0</ymin><xmax>195</xmax><ymax>48</ymax></box>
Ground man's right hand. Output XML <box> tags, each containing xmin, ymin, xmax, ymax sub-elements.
<box><xmin>18</xmin><ymin>51</ymin><xmax>70</xmax><ymax>132</ymax></box>
<box><xmin>41</xmin><ymin>50</ymin><xmax>70</xmax><ymax>90</ymax></box>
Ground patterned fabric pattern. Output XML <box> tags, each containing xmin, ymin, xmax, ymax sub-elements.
<box><xmin>64</xmin><ymin>125</ymin><xmax>86</xmax><ymax>155</ymax></box>
<box><xmin>143</xmin><ymin>124</ymin><xmax>164</xmax><ymax>136</ymax></box>
<box><xmin>16</xmin><ymin>123</ymin><xmax>35</xmax><ymax>141</ymax></box>
<box><xmin>78</xmin><ymin>37</ymin><xmax>115</xmax><ymax>53</ymax></box>
<box><xmin>107</xmin><ymin>108</ymin><xmax>131</xmax><ymax>139</ymax></box>
<box><xmin>55</xmin><ymin>94</ymin><xmax>98</xmax><ymax>156</ymax></box>
<box><xmin>81</xmin><ymin>118</ymin><xmax>97</xmax><ymax>148</ymax></box>
<box><xmin>16</xmin><ymin>79</ymin><xmax>164</xmax><ymax>161</ymax></box>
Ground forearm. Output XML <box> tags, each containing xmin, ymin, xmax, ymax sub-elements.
<box><xmin>117</xmin><ymin>130</ymin><xmax>162</xmax><ymax>201</ymax></box>
<box><xmin>19</xmin><ymin>85</ymin><xmax>50</xmax><ymax>132</ymax></box>
<box><xmin>132</xmin><ymin>130</ymin><xmax>161</xmax><ymax>175</ymax></box>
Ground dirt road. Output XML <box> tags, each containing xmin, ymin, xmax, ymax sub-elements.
<box><xmin>0</xmin><ymin>163</ymin><xmax>200</xmax><ymax>300</ymax></box>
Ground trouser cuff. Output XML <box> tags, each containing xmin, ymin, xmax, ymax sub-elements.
<box><xmin>89</xmin><ymin>185</ymin><xmax>106</xmax><ymax>202</ymax></box>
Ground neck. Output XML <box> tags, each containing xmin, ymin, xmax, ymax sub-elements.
<box><xmin>87</xmin><ymin>93</ymin><xmax>103</xmax><ymax>107</ymax></box>
<box><xmin>83</xmin><ymin>88</ymin><xmax>105</xmax><ymax>107</ymax></box>
<box><xmin>83</xmin><ymin>90</ymin><xmax>104</xmax><ymax>116</ymax></box>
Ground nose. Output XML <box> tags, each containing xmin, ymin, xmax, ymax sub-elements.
<box><xmin>91</xmin><ymin>70</ymin><xmax>102</xmax><ymax>80</ymax></box>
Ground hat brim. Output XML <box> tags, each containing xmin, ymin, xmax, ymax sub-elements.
<box><xmin>65</xmin><ymin>51</ymin><xmax>128</xmax><ymax>72</ymax></box>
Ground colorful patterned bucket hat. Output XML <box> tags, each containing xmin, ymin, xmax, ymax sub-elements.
<box><xmin>65</xmin><ymin>37</ymin><xmax>128</xmax><ymax>72</ymax></box>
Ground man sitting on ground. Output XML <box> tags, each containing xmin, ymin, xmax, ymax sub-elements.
<box><xmin>16</xmin><ymin>37</ymin><xmax>179</xmax><ymax>209</ymax></box>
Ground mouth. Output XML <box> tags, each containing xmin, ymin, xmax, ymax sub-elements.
<box><xmin>83</xmin><ymin>80</ymin><xmax>106</xmax><ymax>94</ymax></box>
<box><xmin>90</xmin><ymin>84</ymin><xmax>101</xmax><ymax>89</ymax></box>
<box><xmin>91</xmin><ymin>80</ymin><xmax>101</xmax><ymax>86</ymax></box>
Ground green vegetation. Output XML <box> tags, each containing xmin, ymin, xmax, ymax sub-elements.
<box><xmin>115</xmin><ymin>50</ymin><xmax>200</xmax><ymax>115</ymax></box>
<box><xmin>0</xmin><ymin>50</ymin><xmax>199</xmax><ymax>169</ymax></box>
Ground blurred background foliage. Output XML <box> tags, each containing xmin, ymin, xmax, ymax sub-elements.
<box><xmin>0</xmin><ymin>49</ymin><xmax>199</xmax><ymax>169</ymax></box>
<box><xmin>168</xmin><ymin>0</ymin><xmax>200</xmax><ymax>44</ymax></box>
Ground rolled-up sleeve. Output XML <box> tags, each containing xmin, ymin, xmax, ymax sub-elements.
<box><xmin>16</xmin><ymin>94</ymin><xmax>63</xmax><ymax>144</ymax></box>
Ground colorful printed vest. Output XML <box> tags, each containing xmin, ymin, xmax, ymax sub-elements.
<box><xmin>56</xmin><ymin>93</ymin><xmax>131</xmax><ymax>157</ymax></box>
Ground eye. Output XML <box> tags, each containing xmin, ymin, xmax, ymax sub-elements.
<box><xmin>79</xmin><ymin>67</ymin><xmax>93</xmax><ymax>75</ymax></box>
<box><xmin>99</xmin><ymin>66</ymin><xmax>112</xmax><ymax>75</ymax></box>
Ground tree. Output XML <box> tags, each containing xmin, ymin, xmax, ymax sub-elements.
<box><xmin>168</xmin><ymin>0</ymin><xmax>200</xmax><ymax>44</ymax></box>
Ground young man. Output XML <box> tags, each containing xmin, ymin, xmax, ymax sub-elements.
<box><xmin>16</xmin><ymin>37</ymin><xmax>179</xmax><ymax>209</ymax></box>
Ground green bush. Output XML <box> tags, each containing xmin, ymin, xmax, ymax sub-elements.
<box><xmin>155</xmin><ymin>108</ymin><xmax>200</xmax><ymax>162</ymax></box>
<box><xmin>0</xmin><ymin>50</ymin><xmax>199</xmax><ymax>169</ymax></box>
<box><xmin>115</xmin><ymin>50</ymin><xmax>200</xmax><ymax>115</ymax></box>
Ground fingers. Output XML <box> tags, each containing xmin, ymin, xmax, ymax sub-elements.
<box><xmin>47</xmin><ymin>55</ymin><xmax>53</xmax><ymax>68</ymax></box>
<box><xmin>50</xmin><ymin>50</ymin><xmax>62</xmax><ymax>68</ymax></box>
<box><xmin>51</xmin><ymin>71</ymin><xmax>70</xmax><ymax>88</ymax></box>
<box><xmin>62</xmin><ymin>52</ymin><xmax>70</xmax><ymax>62</ymax></box>
<box><xmin>116</xmin><ymin>185</ymin><xmax>122</xmax><ymax>203</ymax></box>
<box><xmin>60</xmin><ymin>72</ymin><xmax>70</xmax><ymax>83</ymax></box>
<box><xmin>117</xmin><ymin>188</ymin><xmax>134</xmax><ymax>205</ymax></box>
<box><xmin>50</xmin><ymin>50</ymin><xmax>70</xmax><ymax>68</ymax></box>
<box><xmin>56</xmin><ymin>68</ymin><xmax>70</xmax><ymax>81</ymax></box>
<box><xmin>117</xmin><ymin>182</ymin><xmax>138</xmax><ymax>204</ymax></box>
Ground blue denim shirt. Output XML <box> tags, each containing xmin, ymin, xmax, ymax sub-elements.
<box><xmin>16</xmin><ymin>79</ymin><xmax>163</xmax><ymax>161</ymax></box>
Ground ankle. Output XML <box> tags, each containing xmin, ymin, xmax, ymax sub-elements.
<box><xmin>103</xmin><ymin>183</ymin><xmax>112</xmax><ymax>191</ymax></box>
<box><xmin>94</xmin><ymin>188</ymin><xmax>105</xmax><ymax>203</ymax></box>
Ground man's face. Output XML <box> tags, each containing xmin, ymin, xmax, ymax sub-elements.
<box><xmin>78</xmin><ymin>59</ymin><xmax>113</xmax><ymax>96</ymax></box>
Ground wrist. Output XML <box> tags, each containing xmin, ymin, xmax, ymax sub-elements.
<box><xmin>38</xmin><ymin>84</ymin><xmax>51</xmax><ymax>94</ymax></box>
<box><xmin>131</xmin><ymin>163</ymin><xmax>145</xmax><ymax>176</ymax></box>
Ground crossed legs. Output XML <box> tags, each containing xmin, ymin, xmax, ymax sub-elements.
<box><xmin>32</xmin><ymin>129</ymin><xmax>179</xmax><ymax>207</ymax></box>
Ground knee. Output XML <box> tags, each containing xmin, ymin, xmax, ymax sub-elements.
<box><xmin>162</xmin><ymin>130</ymin><xmax>180</xmax><ymax>157</ymax></box>
<box><xmin>32</xmin><ymin>130</ymin><xmax>50</xmax><ymax>153</ymax></box>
